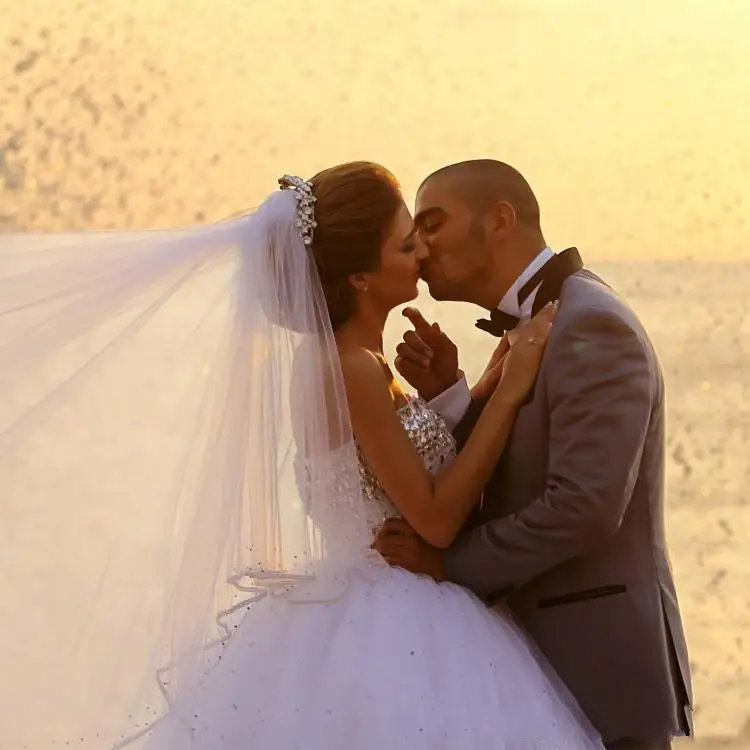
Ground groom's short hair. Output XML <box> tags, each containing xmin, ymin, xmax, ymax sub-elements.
<box><xmin>422</xmin><ymin>160</ymin><xmax>541</xmax><ymax>230</ymax></box>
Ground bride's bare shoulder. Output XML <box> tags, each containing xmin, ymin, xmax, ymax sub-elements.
<box><xmin>337</xmin><ymin>346</ymin><xmax>395</xmax><ymax>403</ymax></box>
<box><xmin>338</xmin><ymin>345</ymin><xmax>382</xmax><ymax>374</ymax></box>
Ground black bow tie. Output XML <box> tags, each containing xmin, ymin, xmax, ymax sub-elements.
<box><xmin>475</xmin><ymin>248</ymin><xmax>584</xmax><ymax>337</ymax></box>
<box><xmin>475</xmin><ymin>309</ymin><xmax>521</xmax><ymax>337</ymax></box>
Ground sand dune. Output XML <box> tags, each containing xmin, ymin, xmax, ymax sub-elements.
<box><xmin>2</xmin><ymin>0</ymin><xmax>749</xmax><ymax>745</ymax></box>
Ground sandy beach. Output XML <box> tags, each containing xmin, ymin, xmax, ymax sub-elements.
<box><xmin>2</xmin><ymin>0</ymin><xmax>749</xmax><ymax>745</ymax></box>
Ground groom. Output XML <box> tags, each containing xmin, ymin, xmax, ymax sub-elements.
<box><xmin>373</xmin><ymin>160</ymin><xmax>693</xmax><ymax>750</ymax></box>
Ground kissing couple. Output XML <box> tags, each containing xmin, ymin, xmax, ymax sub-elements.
<box><xmin>0</xmin><ymin>160</ymin><xmax>692</xmax><ymax>749</ymax></box>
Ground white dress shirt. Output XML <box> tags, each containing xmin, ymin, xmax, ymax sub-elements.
<box><xmin>428</xmin><ymin>247</ymin><xmax>555</xmax><ymax>430</ymax></box>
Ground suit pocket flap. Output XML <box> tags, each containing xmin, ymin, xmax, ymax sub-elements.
<box><xmin>537</xmin><ymin>584</ymin><xmax>627</xmax><ymax>609</ymax></box>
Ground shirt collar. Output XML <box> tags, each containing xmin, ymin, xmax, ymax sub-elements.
<box><xmin>497</xmin><ymin>246</ymin><xmax>555</xmax><ymax>319</ymax></box>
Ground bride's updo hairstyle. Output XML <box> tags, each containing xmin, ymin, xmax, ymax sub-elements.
<box><xmin>260</xmin><ymin>162</ymin><xmax>402</xmax><ymax>334</ymax></box>
<box><xmin>308</xmin><ymin>162</ymin><xmax>403</xmax><ymax>329</ymax></box>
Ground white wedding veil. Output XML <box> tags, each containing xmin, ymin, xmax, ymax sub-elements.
<box><xmin>0</xmin><ymin>179</ymin><xmax>372</xmax><ymax>746</ymax></box>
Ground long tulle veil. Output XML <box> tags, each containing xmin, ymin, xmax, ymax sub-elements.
<box><xmin>0</xmin><ymin>185</ymin><xmax>372</xmax><ymax>746</ymax></box>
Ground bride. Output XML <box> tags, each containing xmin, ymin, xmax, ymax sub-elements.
<box><xmin>0</xmin><ymin>162</ymin><xmax>603</xmax><ymax>748</ymax></box>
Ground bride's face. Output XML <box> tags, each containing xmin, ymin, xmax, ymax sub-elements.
<box><xmin>357</xmin><ymin>202</ymin><xmax>427</xmax><ymax>310</ymax></box>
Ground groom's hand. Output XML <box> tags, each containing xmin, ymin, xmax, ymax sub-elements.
<box><xmin>394</xmin><ymin>308</ymin><xmax>460</xmax><ymax>401</ymax></box>
<box><xmin>371</xmin><ymin>518</ymin><xmax>446</xmax><ymax>582</ymax></box>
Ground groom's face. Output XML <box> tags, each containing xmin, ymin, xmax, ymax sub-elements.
<box><xmin>414</xmin><ymin>179</ymin><xmax>491</xmax><ymax>302</ymax></box>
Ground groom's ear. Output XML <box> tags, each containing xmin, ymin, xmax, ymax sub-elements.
<box><xmin>487</xmin><ymin>200</ymin><xmax>517</xmax><ymax>238</ymax></box>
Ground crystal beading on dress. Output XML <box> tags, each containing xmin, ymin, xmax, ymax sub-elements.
<box><xmin>278</xmin><ymin>174</ymin><xmax>317</xmax><ymax>246</ymax></box>
<box><xmin>357</xmin><ymin>397</ymin><xmax>457</xmax><ymax>528</ymax></box>
<box><xmin>294</xmin><ymin>398</ymin><xmax>456</xmax><ymax>541</ymax></box>
<box><xmin>293</xmin><ymin>441</ymin><xmax>373</xmax><ymax>560</ymax></box>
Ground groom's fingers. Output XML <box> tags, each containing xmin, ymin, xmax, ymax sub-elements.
<box><xmin>394</xmin><ymin>357</ymin><xmax>426</xmax><ymax>381</ymax></box>
<box><xmin>394</xmin><ymin>350</ymin><xmax>428</xmax><ymax>373</ymax></box>
<box><xmin>379</xmin><ymin>517</ymin><xmax>418</xmax><ymax>537</ymax></box>
<box><xmin>402</xmin><ymin>307</ymin><xmax>443</xmax><ymax>347</ymax></box>
<box><xmin>403</xmin><ymin>330</ymin><xmax>432</xmax><ymax>356</ymax></box>
<box><xmin>373</xmin><ymin>537</ymin><xmax>410</xmax><ymax>559</ymax></box>
<box><xmin>402</xmin><ymin>306</ymin><xmax>432</xmax><ymax>334</ymax></box>
<box><xmin>397</xmin><ymin>331</ymin><xmax>432</xmax><ymax>368</ymax></box>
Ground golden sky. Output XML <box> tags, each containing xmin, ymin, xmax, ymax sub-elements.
<box><xmin>2</xmin><ymin>0</ymin><xmax>748</xmax><ymax>260</ymax></box>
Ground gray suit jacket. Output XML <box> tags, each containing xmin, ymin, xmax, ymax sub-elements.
<box><xmin>444</xmin><ymin>270</ymin><xmax>693</xmax><ymax>745</ymax></box>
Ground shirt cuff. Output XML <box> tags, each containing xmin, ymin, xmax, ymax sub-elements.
<box><xmin>427</xmin><ymin>373</ymin><xmax>471</xmax><ymax>431</ymax></box>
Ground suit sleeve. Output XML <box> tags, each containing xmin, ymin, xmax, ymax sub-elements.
<box><xmin>443</xmin><ymin>311</ymin><xmax>655</xmax><ymax>599</ymax></box>
<box><xmin>426</xmin><ymin>374</ymin><xmax>490</xmax><ymax>451</ymax></box>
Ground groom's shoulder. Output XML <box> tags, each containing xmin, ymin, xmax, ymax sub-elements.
<box><xmin>564</xmin><ymin>270</ymin><xmax>632</xmax><ymax>316</ymax></box>
<box><xmin>558</xmin><ymin>271</ymin><xmax>651</xmax><ymax>342</ymax></box>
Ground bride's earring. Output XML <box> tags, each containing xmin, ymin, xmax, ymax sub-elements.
<box><xmin>349</xmin><ymin>273</ymin><xmax>369</xmax><ymax>295</ymax></box>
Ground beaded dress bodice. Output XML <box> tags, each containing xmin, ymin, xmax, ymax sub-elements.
<box><xmin>295</xmin><ymin>397</ymin><xmax>457</xmax><ymax>550</ymax></box>
<box><xmin>356</xmin><ymin>397</ymin><xmax>457</xmax><ymax>529</ymax></box>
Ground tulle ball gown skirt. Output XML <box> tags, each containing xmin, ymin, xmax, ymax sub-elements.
<box><xmin>145</xmin><ymin>565</ymin><xmax>603</xmax><ymax>749</ymax></box>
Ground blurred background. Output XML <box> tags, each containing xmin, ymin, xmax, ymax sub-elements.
<box><xmin>2</xmin><ymin>0</ymin><xmax>748</xmax><ymax>745</ymax></box>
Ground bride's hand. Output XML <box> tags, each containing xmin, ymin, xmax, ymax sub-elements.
<box><xmin>470</xmin><ymin>332</ymin><xmax>511</xmax><ymax>401</ymax></box>
<box><xmin>495</xmin><ymin>301</ymin><xmax>558</xmax><ymax>406</ymax></box>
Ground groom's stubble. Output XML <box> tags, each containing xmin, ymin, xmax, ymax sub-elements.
<box><xmin>421</xmin><ymin>219</ymin><xmax>494</xmax><ymax>304</ymax></box>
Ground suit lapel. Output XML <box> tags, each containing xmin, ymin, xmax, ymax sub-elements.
<box><xmin>530</xmin><ymin>247</ymin><xmax>584</xmax><ymax>317</ymax></box>
<box><xmin>517</xmin><ymin>248</ymin><xmax>584</xmax><ymax>407</ymax></box>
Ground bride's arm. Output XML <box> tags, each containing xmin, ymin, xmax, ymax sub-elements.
<box><xmin>341</xmin><ymin>348</ymin><xmax>520</xmax><ymax>548</ymax></box>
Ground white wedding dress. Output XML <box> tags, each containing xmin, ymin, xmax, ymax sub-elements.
<box><xmin>0</xmin><ymin>183</ymin><xmax>604</xmax><ymax>748</ymax></box>
<box><xmin>144</xmin><ymin>397</ymin><xmax>603</xmax><ymax>749</ymax></box>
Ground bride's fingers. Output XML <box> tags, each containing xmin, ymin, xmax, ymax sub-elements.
<box><xmin>535</xmin><ymin>300</ymin><xmax>559</xmax><ymax>326</ymax></box>
<box><xmin>529</xmin><ymin>300</ymin><xmax>558</xmax><ymax>325</ymax></box>
<box><xmin>522</xmin><ymin>301</ymin><xmax>558</xmax><ymax>342</ymax></box>
<box><xmin>485</xmin><ymin>353</ymin><xmax>508</xmax><ymax>385</ymax></box>
<box><xmin>488</xmin><ymin>332</ymin><xmax>511</xmax><ymax>364</ymax></box>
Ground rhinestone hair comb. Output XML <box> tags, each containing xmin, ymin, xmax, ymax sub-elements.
<box><xmin>278</xmin><ymin>174</ymin><xmax>317</xmax><ymax>246</ymax></box>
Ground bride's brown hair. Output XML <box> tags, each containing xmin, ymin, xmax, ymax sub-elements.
<box><xmin>309</xmin><ymin>162</ymin><xmax>403</xmax><ymax>329</ymax></box>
